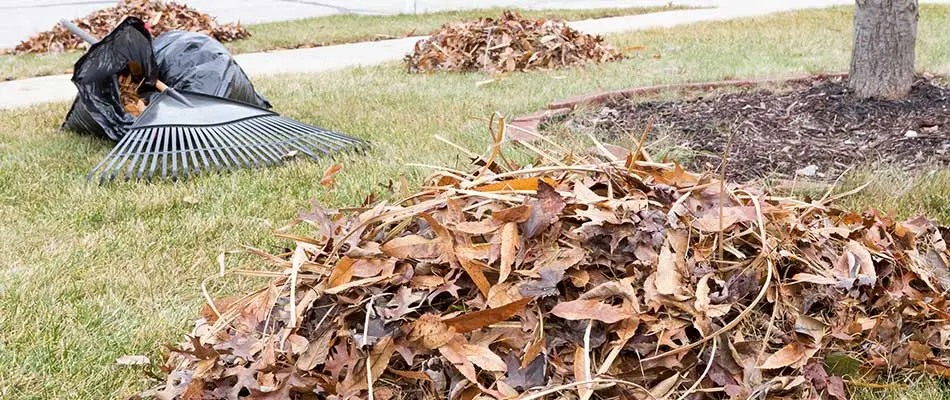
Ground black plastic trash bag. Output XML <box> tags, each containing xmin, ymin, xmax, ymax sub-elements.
<box><xmin>152</xmin><ymin>31</ymin><xmax>271</xmax><ymax>109</ymax></box>
<box><xmin>62</xmin><ymin>17</ymin><xmax>270</xmax><ymax>141</ymax></box>
<box><xmin>62</xmin><ymin>17</ymin><xmax>158</xmax><ymax>141</ymax></box>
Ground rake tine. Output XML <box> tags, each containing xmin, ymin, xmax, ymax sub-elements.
<box><xmin>201</xmin><ymin>126</ymin><xmax>238</xmax><ymax>172</ymax></box>
<box><xmin>97</xmin><ymin>129</ymin><xmax>140</xmax><ymax>185</ymax></box>
<box><xmin>277</xmin><ymin>119</ymin><xmax>348</xmax><ymax>156</ymax></box>
<box><xmin>210</xmin><ymin>125</ymin><xmax>257</xmax><ymax>169</ymax></box>
<box><xmin>244</xmin><ymin>119</ymin><xmax>298</xmax><ymax>155</ymax></box>
<box><xmin>148</xmin><ymin>127</ymin><xmax>168</xmax><ymax>182</ymax></box>
<box><xmin>189</xmin><ymin>126</ymin><xmax>212</xmax><ymax>175</ymax></box>
<box><xmin>170</xmin><ymin>126</ymin><xmax>181</xmax><ymax>181</ymax></box>
<box><xmin>282</xmin><ymin>117</ymin><xmax>364</xmax><ymax>147</ymax></box>
<box><xmin>137</xmin><ymin>128</ymin><xmax>156</xmax><ymax>181</ymax></box>
<box><xmin>87</xmin><ymin>132</ymin><xmax>130</xmax><ymax>183</ymax></box>
<box><xmin>195</xmin><ymin>127</ymin><xmax>223</xmax><ymax>173</ymax></box>
<box><xmin>124</xmin><ymin>126</ymin><xmax>155</xmax><ymax>182</ymax></box>
<box><xmin>226</xmin><ymin>122</ymin><xmax>283</xmax><ymax>167</ymax></box>
<box><xmin>231</xmin><ymin>122</ymin><xmax>283</xmax><ymax>168</ymax></box>
<box><xmin>289</xmin><ymin>122</ymin><xmax>367</xmax><ymax>156</ymax></box>
<box><xmin>246</xmin><ymin>119</ymin><xmax>321</xmax><ymax>160</ymax></box>
<box><xmin>181</xmin><ymin>125</ymin><xmax>199</xmax><ymax>177</ymax></box>
<box><xmin>239</xmin><ymin>119</ymin><xmax>308</xmax><ymax>160</ymax></box>
<box><xmin>263</xmin><ymin>119</ymin><xmax>337</xmax><ymax>156</ymax></box>
<box><xmin>178</xmin><ymin>126</ymin><xmax>193</xmax><ymax>180</ymax></box>
<box><xmin>181</xmin><ymin>126</ymin><xmax>197</xmax><ymax>179</ymax></box>
<box><xmin>175</xmin><ymin>126</ymin><xmax>189</xmax><ymax>180</ymax></box>
<box><xmin>109</xmin><ymin>128</ymin><xmax>143</xmax><ymax>182</ymax></box>
<box><xmin>280</xmin><ymin>119</ymin><xmax>357</xmax><ymax>151</ymax></box>
<box><xmin>161</xmin><ymin>126</ymin><xmax>173</xmax><ymax>180</ymax></box>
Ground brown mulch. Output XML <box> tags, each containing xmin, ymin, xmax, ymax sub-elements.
<box><xmin>141</xmin><ymin>123</ymin><xmax>950</xmax><ymax>400</ymax></box>
<box><xmin>406</xmin><ymin>11</ymin><xmax>622</xmax><ymax>74</ymax></box>
<box><xmin>9</xmin><ymin>0</ymin><xmax>249</xmax><ymax>54</ymax></box>
<box><xmin>552</xmin><ymin>76</ymin><xmax>950</xmax><ymax>181</ymax></box>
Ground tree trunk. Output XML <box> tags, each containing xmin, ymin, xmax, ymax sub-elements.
<box><xmin>849</xmin><ymin>0</ymin><xmax>918</xmax><ymax>100</ymax></box>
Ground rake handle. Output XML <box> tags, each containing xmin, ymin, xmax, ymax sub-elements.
<box><xmin>60</xmin><ymin>19</ymin><xmax>194</xmax><ymax>107</ymax></box>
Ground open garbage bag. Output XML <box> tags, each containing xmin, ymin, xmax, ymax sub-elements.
<box><xmin>62</xmin><ymin>17</ymin><xmax>270</xmax><ymax>141</ymax></box>
<box><xmin>61</xmin><ymin>17</ymin><xmax>157</xmax><ymax>140</ymax></box>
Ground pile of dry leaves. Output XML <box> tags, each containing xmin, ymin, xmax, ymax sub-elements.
<box><xmin>406</xmin><ymin>11</ymin><xmax>622</xmax><ymax>73</ymax></box>
<box><xmin>10</xmin><ymin>0</ymin><xmax>249</xmax><ymax>54</ymax></box>
<box><xmin>144</xmin><ymin>119</ymin><xmax>950</xmax><ymax>399</ymax></box>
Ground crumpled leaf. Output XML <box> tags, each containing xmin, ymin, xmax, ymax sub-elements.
<box><xmin>381</xmin><ymin>235</ymin><xmax>441</xmax><ymax>259</ymax></box>
<box><xmin>759</xmin><ymin>341</ymin><xmax>806</xmax><ymax>369</ymax></box>
<box><xmin>551</xmin><ymin>299</ymin><xmax>633</xmax><ymax>323</ymax></box>
<box><xmin>523</xmin><ymin>180</ymin><xmax>566</xmax><ymax>238</ymax></box>
<box><xmin>444</xmin><ymin>297</ymin><xmax>532</xmax><ymax>333</ymax></box>
<box><xmin>499</xmin><ymin>222</ymin><xmax>520</xmax><ymax>284</ymax></box>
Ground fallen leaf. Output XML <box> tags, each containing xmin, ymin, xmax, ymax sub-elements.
<box><xmin>409</xmin><ymin>313</ymin><xmax>456</xmax><ymax>349</ymax></box>
<box><xmin>366</xmin><ymin>336</ymin><xmax>396</xmax><ymax>389</ymax></box>
<box><xmin>499</xmin><ymin>222</ymin><xmax>520</xmax><ymax>284</ymax></box>
<box><xmin>328</xmin><ymin>256</ymin><xmax>354</xmax><ymax>288</ymax></box>
<box><xmin>551</xmin><ymin>299</ymin><xmax>633</xmax><ymax>324</ymax></box>
<box><xmin>381</xmin><ymin>235</ymin><xmax>441</xmax><ymax>259</ymax></box>
<box><xmin>444</xmin><ymin>297</ymin><xmax>532</xmax><ymax>333</ymax></box>
<box><xmin>655</xmin><ymin>236</ymin><xmax>684</xmax><ymax>297</ymax></box>
<box><xmin>320</xmin><ymin>164</ymin><xmax>342</xmax><ymax>186</ymax></box>
<box><xmin>296</xmin><ymin>330</ymin><xmax>333</xmax><ymax>370</ymax></box>
<box><xmin>474</xmin><ymin>177</ymin><xmax>557</xmax><ymax>192</ymax></box>
<box><xmin>456</xmin><ymin>249</ymin><xmax>492</xmax><ymax>297</ymax></box>
<box><xmin>827</xmin><ymin>376</ymin><xmax>847</xmax><ymax>400</ymax></box>
<box><xmin>759</xmin><ymin>341</ymin><xmax>806</xmax><ymax>369</ymax></box>
<box><xmin>460</xmin><ymin>343</ymin><xmax>507</xmax><ymax>372</ymax></box>
<box><xmin>493</xmin><ymin>204</ymin><xmax>532</xmax><ymax>223</ymax></box>
<box><xmin>833</xmin><ymin>240</ymin><xmax>877</xmax><ymax>289</ymax></box>
<box><xmin>519</xmin><ymin>267</ymin><xmax>565</xmax><ymax>297</ymax></box>
<box><xmin>649</xmin><ymin>373</ymin><xmax>680</xmax><ymax>398</ymax></box>
<box><xmin>574</xmin><ymin>346</ymin><xmax>592</xmax><ymax>399</ymax></box>
<box><xmin>522</xmin><ymin>180</ymin><xmax>566</xmax><ymax>238</ymax></box>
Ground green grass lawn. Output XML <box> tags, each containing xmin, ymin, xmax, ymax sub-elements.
<box><xmin>0</xmin><ymin>5</ymin><xmax>684</xmax><ymax>81</ymax></box>
<box><xmin>1</xmin><ymin>5</ymin><xmax>950</xmax><ymax>399</ymax></box>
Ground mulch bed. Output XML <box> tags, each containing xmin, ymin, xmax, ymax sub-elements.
<box><xmin>550</xmin><ymin>75</ymin><xmax>950</xmax><ymax>181</ymax></box>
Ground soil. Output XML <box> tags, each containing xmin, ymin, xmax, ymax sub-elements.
<box><xmin>549</xmin><ymin>76</ymin><xmax>950</xmax><ymax>181</ymax></box>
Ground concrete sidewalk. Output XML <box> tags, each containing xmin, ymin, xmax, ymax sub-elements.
<box><xmin>0</xmin><ymin>0</ymin><xmax>715</xmax><ymax>49</ymax></box>
<box><xmin>3</xmin><ymin>0</ymin><xmax>948</xmax><ymax>110</ymax></box>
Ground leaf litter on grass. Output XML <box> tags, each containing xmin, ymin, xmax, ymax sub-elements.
<box><xmin>406</xmin><ymin>11</ymin><xmax>622</xmax><ymax>74</ymax></box>
<box><xmin>142</xmin><ymin>117</ymin><xmax>950</xmax><ymax>399</ymax></box>
<box><xmin>9</xmin><ymin>0</ymin><xmax>249</xmax><ymax>54</ymax></box>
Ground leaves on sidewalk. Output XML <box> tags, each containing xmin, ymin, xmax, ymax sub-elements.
<box><xmin>10</xmin><ymin>0</ymin><xmax>249</xmax><ymax>54</ymax></box>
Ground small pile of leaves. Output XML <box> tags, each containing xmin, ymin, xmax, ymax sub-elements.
<box><xmin>119</xmin><ymin>73</ymin><xmax>147</xmax><ymax>116</ymax></box>
<box><xmin>10</xmin><ymin>0</ymin><xmax>249</xmax><ymax>54</ymax></box>
<box><xmin>145</xmin><ymin>119</ymin><xmax>950</xmax><ymax>400</ymax></box>
<box><xmin>406</xmin><ymin>11</ymin><xmax>622</xmax><ymax>73</ymax></box>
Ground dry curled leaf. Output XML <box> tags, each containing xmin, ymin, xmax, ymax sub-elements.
<box><xmin>444</xmin><ymin>297</ymin><xmax>532</xmax><ymax>333</ymax></box>
<box><xmin>550</xmin><ymin>299</ymin><xmax>633</xmax><ymax>324</ymax></box>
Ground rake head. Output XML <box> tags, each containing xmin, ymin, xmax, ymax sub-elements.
<box><xmin>88</xmin><ymin>90</ymin><xmax>367</xmax><ymax>184</ymax></box>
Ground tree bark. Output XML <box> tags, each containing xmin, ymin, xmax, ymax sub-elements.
<box><xmin>849</xmin><ymin>0</ymin><xmax>918</xmax><ymax>100</ymax></box>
